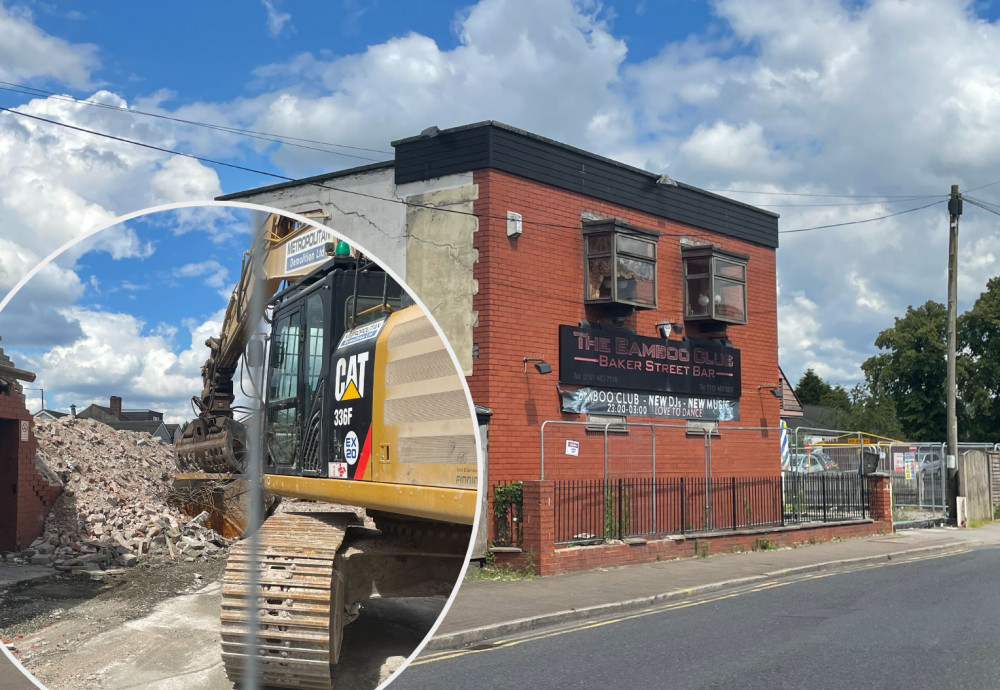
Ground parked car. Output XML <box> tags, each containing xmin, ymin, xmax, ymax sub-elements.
<box><xmin>917</xmin><ymin>452</ymin><xmax>943</xmax><ymax>477</ymax></box>
<box><xmin>785</xmin><ymin>451</ymin><xmax>841</xmax><ymax>474</ymax></box>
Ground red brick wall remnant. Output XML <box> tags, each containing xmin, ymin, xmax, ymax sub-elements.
<box><xmin>0</xmin><ymin>360</ymin><xmax>62</xmax><ymax>553</ymax></box>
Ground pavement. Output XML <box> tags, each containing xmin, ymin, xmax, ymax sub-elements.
<box><xmin>425</xmin><ymin>522</ymin><xmax>1000</xmax><ymax>651</ymax></box>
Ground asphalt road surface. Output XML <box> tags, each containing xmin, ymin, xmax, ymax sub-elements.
<box><xmin>395</xmin><ymin>545</ymin><xmax>1000</xmax><ymax>690</ymax></box>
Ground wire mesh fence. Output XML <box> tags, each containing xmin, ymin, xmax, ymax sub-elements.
<box><xmin>787</xmin><ymin>430</ymin><xmax>999</xmax><ymax>513</ymax></box>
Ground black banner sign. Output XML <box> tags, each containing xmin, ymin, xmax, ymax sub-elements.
<box><xmin>561</xmin><ymin>388</ymin><xmax>740</xmax><ymax>421</ymax></box>
<box><xmin>558</xmin><ymin>325</ymin><xmax>741</xmax><ymax>398</ymax></box>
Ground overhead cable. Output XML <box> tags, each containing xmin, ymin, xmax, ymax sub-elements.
<box><xmin>0</xmin><ymin>81</ymin><xmax>391</xmax><ymax>161</ymax></box>
<box><xmin>779</xmin><ymin>200</ymin><xmax>946</xmax><ymax>234</ymax></box>
<box><xmin>0</xmin><ymin>104</ymin><xmax>944</xmax><ymax>237</ymax></box>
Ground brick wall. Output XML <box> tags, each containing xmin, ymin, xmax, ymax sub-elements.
<box><xmin>0</xmin><ymin>378</ymin><xmax>61</xmax><ymax>553</ymax></box>
<box><xmin>470</xmin><ymin>169</ymin><xmax>781</xmax><ymax>487</ymax></box>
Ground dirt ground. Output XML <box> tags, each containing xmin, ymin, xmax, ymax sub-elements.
<box><xmin>1</xmin><ymin>557</ymin><xmax>228</xmax><ymax>688</ymax></box>
<box><xmin>0</xmin><ymin>556</ymin><xmax>447</xmax><ymax>690</ymax></box>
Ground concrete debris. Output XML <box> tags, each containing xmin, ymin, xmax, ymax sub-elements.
<box><xmin>12</xmin><ymin>417</ymin><xmax>232</xmax><ymax>573</ymax></box>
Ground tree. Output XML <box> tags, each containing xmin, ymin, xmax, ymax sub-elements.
<box><xmin>959</xmin><ymin>277</ymin><xmax>1000</xmax><ymax>441</ymax></box>
<box><xmin>820</xmin><ymin>384</ymin><xmax>851</xmax><ymax>412</ymax></box>
<box><xmin>828</xmin><ymin>382</ymin><xmax>903</xmax><ymax>440</ymax></box>
<box><xmin>795</xmin><ymin>369</ymin><xmax>830</xmax><ymax>405</ymax></box>
<box><xmin>861</xmin><ymin>300</ymin><xmax>948</xmax><ymax>441</ymax></box>
<box><xmin>795</xmin><ymin>369</ymin><xmax>850</xmax><ymax>411</ymax></box>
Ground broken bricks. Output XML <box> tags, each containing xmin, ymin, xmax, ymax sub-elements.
<box><xmin>20</xmin><ymin>416</ymin><xmax>234</xmax><ymax>572</ymax></box>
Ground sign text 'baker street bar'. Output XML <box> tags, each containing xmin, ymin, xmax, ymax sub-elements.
<box><xmin>558</xmin><ymin>325</ymin><xmax>742</xmax><ymax>398</ymax></box>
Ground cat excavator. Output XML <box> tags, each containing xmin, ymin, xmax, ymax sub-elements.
<box><xmin>173</xmin><ymin>212</ymin><xmax>478</xmax><ymax>689</ymax></box>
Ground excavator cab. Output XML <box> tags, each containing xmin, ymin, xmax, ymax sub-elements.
<box><xmin>263</xmin><ymin>260</ymin><xmax>402</xmax><ymax>480</ymax></box>
<box><xmin>172</xmin><ymin>256</ymin><xmax>403</xmax><ymax>537</ymax></box>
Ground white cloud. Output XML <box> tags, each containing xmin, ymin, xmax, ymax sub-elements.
<box><xmin>678</xmin><ymin>120</ymin><xmax>792</xmax><ymax>179</ymax></box>
<box><xmin>610</xmin><ymin>0</ymin><xmax>1000</xmax><ymax>385</ymax></box>
<box><xmin>0</xmin><ymin>2</ymin><xmax>98</xmax><ymax>88</ymax></box>
<box><xmin>0</xmin><ymin>92</ymin><xmax>224</xmax><ymax>268</ymax></box>
<box><xmin>16</xmin><ymin>306</ymin><xmax>226</xmax><ymax>424</ymax></box>
<box><xmin>150</xmin><ymin>155</ymin><xmax>223</xmax><ymax>203</ymax></box>
<box><xmin>173</xmin><ymin>260</ymin><xmax>232</xmax><ymax>299</ymax></box>
<box><xmin>777</xmin><ymin>291</ymin><xmax>859</xmax><ymax>385</ymax></box>
<box><xmin>261</xmin><ymin>0</ymin><xmax>293</xmax><ymax>37</ymax></box>
<box><xmin>247</xmin><ymin>0</ymin><xmax>628</xmax><ymax>173</ymax></box>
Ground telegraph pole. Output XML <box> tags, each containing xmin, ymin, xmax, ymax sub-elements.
<box><xmin>946</xmin><ymin>184</ymin><xmax>962</xmax><ymax>522</ymax></box>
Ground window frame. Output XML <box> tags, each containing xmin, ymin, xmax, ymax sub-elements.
<box><xmin>681</xmin><ymin>245</ymin><xmax>749</xmax><ymax>325</ymax></box>
<box><xmin>582</xmin><ymin>219</ymin><xmax>659</xmax><ymax>310</ymax></box>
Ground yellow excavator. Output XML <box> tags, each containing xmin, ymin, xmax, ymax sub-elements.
<box><xmin>173</xmin><ymin>213</ymin><xmax>478</xmax><ymax>689</ymax></box>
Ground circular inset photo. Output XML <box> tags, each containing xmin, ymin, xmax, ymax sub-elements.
<box><xmin>0</xmin><ymin>203</ymin><xmax>481</xmax><ymax>690</ymax></box>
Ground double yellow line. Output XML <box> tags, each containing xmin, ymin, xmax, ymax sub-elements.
<box><xmin>413</xmin><ymin>547</ymin><xmax>971</xmax><ymax>666</ymax></box>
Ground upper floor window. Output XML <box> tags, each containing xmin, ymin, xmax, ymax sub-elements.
<box><xmin>583</xmin><ymin>219</ymin><xmax>658</xmax><ymax>310</ymax></box>
<box><xmin>682</xmin><ymin>245</ymin><xmax>748</xmax><ymax>325</ymax></box>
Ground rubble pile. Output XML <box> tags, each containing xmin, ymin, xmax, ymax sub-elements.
<box><xmin>15</xmin><ymin>417</ymin><xmax>231</xmax><ymax>576</ymax></box>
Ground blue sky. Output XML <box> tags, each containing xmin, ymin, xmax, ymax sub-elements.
<box><xmin>4</xmin><ymin>0</ymin><xmax>1000</xmax><ymax>421</ymax></box>
<box><xmin>2</xmin><ymin>206</ymin><xmax>252</xmax><ymax>417</ymax></box>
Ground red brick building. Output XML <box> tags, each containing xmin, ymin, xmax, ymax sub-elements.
<box><xmin>224</xmin><ymin>122</ymin><xmax>786</xmax><ymax>561</ymax></box>
<box><xmin>0</xmin><ymin>344</ymin><xmax>61</xmax><ymax>553</ymax></box>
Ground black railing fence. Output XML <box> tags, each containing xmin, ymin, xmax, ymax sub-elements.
<box><xmin>782</xmin><ymin>472</ymin><xmax>869</xmax><ymax>524</ymax></box>
<box><xmin>553</xmin><ymin>473</ymin><xmax>869</xmax><ymax>545</ymax></box>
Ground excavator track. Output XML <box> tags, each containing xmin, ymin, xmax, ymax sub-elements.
<box><xmin>220</xmin><ymin>511</ymin><xmax>359</xmax><ymax>689</ymax></box>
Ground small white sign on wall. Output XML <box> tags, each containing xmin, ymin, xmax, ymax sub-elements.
<box><xmin>20</xmin><ymin>420</ymin><xmax>29</xmax><ymax>442</ymax></box>
<box><xmin>565</xmin><ymin>440</ymin><xmax>580</xmax><ymax>456</ymax></box>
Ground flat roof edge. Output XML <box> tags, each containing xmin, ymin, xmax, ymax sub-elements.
<box><xmin>216</xmin><ymin>160</ymin><xmax>394</xmax><ymax>201</ymax></box>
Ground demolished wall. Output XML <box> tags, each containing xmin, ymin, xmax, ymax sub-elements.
<box><xmin>0</xmin><ymin>345</ymin><xmax>58</xmax><ymax>553</ymax></box>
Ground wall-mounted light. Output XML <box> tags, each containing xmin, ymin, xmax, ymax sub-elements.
<box><xmin>757</xmin><ymin>384</ymin><xmax>782</xmax><ymax>399</ymax></box>
<box><xmin>523</xmin><ymin>357</ymin><xmax>552</xmax><ymax>374</ymax></box>
<box><xmin>655</xmin><ymin>322</ymin><xmax>684</xmax><ymax>339</ymax></box>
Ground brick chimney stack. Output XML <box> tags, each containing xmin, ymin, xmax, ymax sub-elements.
<box><xmin>110</xmin><ymin>396</ymin><xmax>122</xmax><ymax>420</ymax></box>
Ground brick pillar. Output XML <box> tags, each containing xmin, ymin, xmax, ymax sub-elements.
<box><xmin>867</xmin><ymin>473</ymin><xmax>893</xmax><ymax>527</ymax></box>
<box><xmin>520</xmin><ymin>480</ymin><xmax>555</xmax><ymax>575</ymax></box>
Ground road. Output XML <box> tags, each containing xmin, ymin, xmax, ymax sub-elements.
<box><xmin>395</xmin><ymin>545</ymin><xmax>1000</xmax><ymax>690</ymax></box>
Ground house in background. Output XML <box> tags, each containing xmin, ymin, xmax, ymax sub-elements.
<box><xmin>36</xmin><ymin>396</ymin><xmax>179</xmax><ymax>445</ymax></box>
<box><xmin>778</xmin><ymin>366</ymin><xmax>803</xmax><ymax>421</ymax></box>
<box><xmin>34</xmin><ymin>408</ymin><xmax>68</xmax><ymax>421</ymax></box>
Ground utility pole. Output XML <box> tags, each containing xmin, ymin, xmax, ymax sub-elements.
<box><xmin>946</xmin><ymin>184</ymin><xmax>962</xmax><ymax>522</ymax></box>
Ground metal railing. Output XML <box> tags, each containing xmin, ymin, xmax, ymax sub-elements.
<box><xmin>553</xmin><ymin>473</ymin><xmax>868</xmax><ymax>545</ymax></box>
<box><xmin>782</xmin><ymin>472</ymin><xmax>868</xmax><ymax>524</ymax></box>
